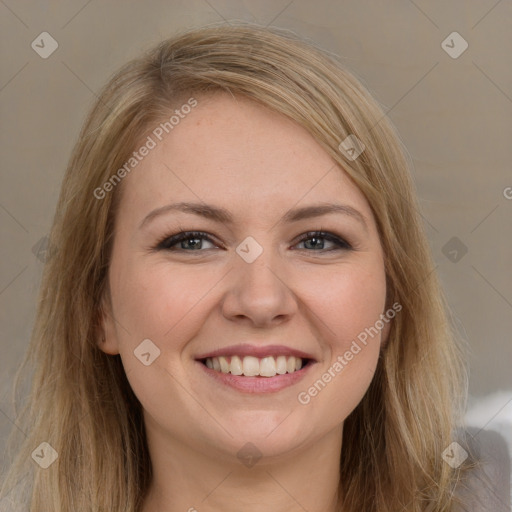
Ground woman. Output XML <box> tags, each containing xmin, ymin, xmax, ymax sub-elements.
<box><xmin>1</xmin><ymin>23</ymin><xmax>480</xmax><ymax>511</ymax></box>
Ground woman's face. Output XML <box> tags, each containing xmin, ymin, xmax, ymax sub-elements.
<box><xmin>99</xmin><ymin>93</ymin><xmax>389</xmax><ymax>462</ymax></box>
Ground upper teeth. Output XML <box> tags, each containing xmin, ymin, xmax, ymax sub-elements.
<box><xmin>204</xmin><ymin>355</ymin><xmax>303</xmax><ymax>377</ymax></box>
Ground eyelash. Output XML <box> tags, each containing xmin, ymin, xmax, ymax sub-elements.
<box><xmin>154</xmin><ymin>230</ymin><xmax>353</xmax><ymax>253</ymax></box>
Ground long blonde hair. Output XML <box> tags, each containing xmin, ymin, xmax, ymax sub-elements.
<box><xmin>1</xmin><ymin>23</ymin><xmax>470</xmax><ymax>511</ymax></box>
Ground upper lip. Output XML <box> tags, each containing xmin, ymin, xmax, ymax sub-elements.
<box><xmin>195</xmin><ymin>343</ymin><xmax>316</xmax><ymax>361</ymax></box>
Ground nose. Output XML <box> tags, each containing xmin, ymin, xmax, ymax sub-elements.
<box><xmin>220</xmin><ymin>249</ymin><xmax>298</xmax><ymax>328</ymax></box>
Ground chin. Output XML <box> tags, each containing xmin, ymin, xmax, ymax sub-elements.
<box><xmin>205</xmin><ymin>410</ymin><xmax>315</xmax><ymax>460</ymax></box>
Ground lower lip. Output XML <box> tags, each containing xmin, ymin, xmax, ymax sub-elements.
<box><xmin>196</xmin><ymin>360</ymin><xmax>315</xmax><ymax>393</ymax></box>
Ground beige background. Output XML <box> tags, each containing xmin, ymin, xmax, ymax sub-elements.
<box><xmin>1</xmin><ymin>0</ymin><xmax>511</xmax><ymax>460</ymax></box>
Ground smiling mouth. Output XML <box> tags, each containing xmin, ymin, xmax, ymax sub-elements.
<box><xmin>198</xmin><ymin>355</ymin><xmax>313</xmax><ymax>377</ymax></box>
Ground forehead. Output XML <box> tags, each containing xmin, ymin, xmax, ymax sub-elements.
<box><xmin>117</xmin><ymin>93</ymin><xmax>372</xmax><ymax>224</ymax></box>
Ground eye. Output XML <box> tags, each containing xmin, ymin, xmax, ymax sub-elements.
<box><xmin>155</xmin><ymin>231</ymin><xmax>218</xmax><ymax>251</ymax></box>
<box><xmin>293</xmin><ymin>231</ymin><xmax>352</xmax><ymax>252</ymax></box>
<box><xmin>154</xmin><ymin>230</ymin><xmax>352</xmax><ymax>253</ymax></box>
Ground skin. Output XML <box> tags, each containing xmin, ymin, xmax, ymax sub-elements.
<box><xmin>98</xmin><ymin>92</ymin><xmax>390</xmax><ymax>512</ymax></box>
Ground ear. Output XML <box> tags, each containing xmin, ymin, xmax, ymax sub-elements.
<box><xmin>96</xmin><ymin>287</ymin><xmax>120</xmax><ymax>355</ymax></box>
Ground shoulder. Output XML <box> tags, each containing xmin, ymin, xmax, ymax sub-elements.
<box><xmin>452</xmin><ymin>428</ymin><xmax>511</xmax><ymax>511</ymax></box>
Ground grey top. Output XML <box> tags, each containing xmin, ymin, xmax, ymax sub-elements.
<box><xmin>453</xmin><ymin>428</ymin><xmax>511</xmax><ymax>511</ymax></box>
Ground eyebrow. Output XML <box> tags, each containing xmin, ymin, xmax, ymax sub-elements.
<box><xmin>139</xmin><ymin>201</ymin><xmax>369</xmax><ymax>232</ymax></box>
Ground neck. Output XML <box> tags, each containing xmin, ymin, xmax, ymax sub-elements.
<box><xmin>141</xmin><ymin>420</ymin><xmax>343</xmax><ymax>512</ymax></box>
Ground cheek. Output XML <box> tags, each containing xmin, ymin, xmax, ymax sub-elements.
<box><xmin>111</xmin><ymin>260</ymin><xmax>216</xmax><ymax>341</ymax></box>
<box><xmin>109</xmin><ymin>261</ymin><xmax>221</xmax><ymax>418</ymax></box>
<box><xmin>113</xmin><ymin>255</ymin><xmax>386</xmax><ymax>368</ymax></box>
<box><xmin>294</xmin><ymin>261</ymin><xmax>386</xmax><ymax>419</ymax></box>
<box><xmin>109</xmin><ymin>259</ymin><xmax>231</xmax><ymax>407</ymax></box>
<box><xmin>111</xmin><ymin>252</ymin><xmax>387</xmax><ymax>429</ymax></box>
<box><xmin>306</xmin><ymin>261</ymin><xmax>387</xmax><ymax>349</ymax></box>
